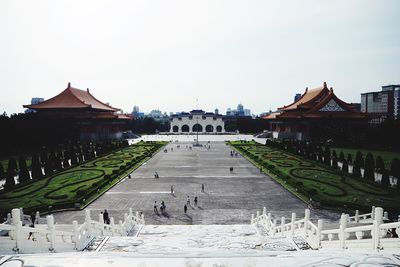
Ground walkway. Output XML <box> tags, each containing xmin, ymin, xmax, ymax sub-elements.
<box><xmin>54</xmin><ymin>141</ymin><xmax>339</xmax><ymax>224</ymax></box>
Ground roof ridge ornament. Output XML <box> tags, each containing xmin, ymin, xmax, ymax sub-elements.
<box><xmin>68</xmin><ymin>82</ymin><xmax>71</xmax><ymax>88</ymax></box>
<box><xmin>330</xmin><ymin>87</ymin><xmax>333</xmax><ymax>92</ymax></box>
<box><xmin>323</xmin><ymin>82</ymin><xmax>327</xmax><ymax>89</ymax></box>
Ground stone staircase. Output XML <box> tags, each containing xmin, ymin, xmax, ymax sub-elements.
<box><xmin>98</xmin><ymin>224</ymin><xmax>309</xmax><ymax>256</ymax></box>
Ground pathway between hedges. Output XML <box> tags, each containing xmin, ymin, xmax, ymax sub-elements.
<box><xmin>53</xmin><ymin>142</ymin><xmax>339</xmax><ymax>225</ymax></box>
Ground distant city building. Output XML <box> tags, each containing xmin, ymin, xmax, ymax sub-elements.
<box><xmin>131</xmin><ymin>105</ymin><xmax>145</xmax><ymax>118</ymax></box>
<box><xmin>225</xmin><ymin>104</ymin><xmax>251</xmax><ymax>117</ymax></box>
<box><xmin>215</xmin><ymin>108</ymin><xmax>219</xmax><ymax>115</ymax></box>
<box><xmin>170</xmin><ymin>109</ymin><xmax>224</xmax><ymax>133</ymax></box>
<box><xmin>361</xmin><ymin>84</ymin><xmax>400</xmax><ymax>123</ymax></box>
<box><xmin>25</xmin><ymin>97</ymin><xmax>44</xmax><ymax>113</ymax></box>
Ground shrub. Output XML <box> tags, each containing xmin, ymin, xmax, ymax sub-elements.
<box><xmin>308</xmin><ymin>188</ymin><xmax>317</xmax><ymax>196</ymax></box>
<box><xmin>375</xmin><ymin>156</ymin><xmax>385</xmax><ymax>173</ymax></box>
<box><xmin>77</xmin><ymin>189</ymin><xmax>87</xmax><ymax>198</ymax></box>
<box><xmin>364</xmin><ymin>153</ymin><xmax>375</xmax><ymax>181</ymax></box>
<box><xmin>18</xmin><ymin>155</ymin><xmax>30</xmax><ymax>184</ymax></box>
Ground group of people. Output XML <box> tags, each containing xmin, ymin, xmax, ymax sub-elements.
<box><xmin>153</xmin><ymin>200</ymin><xmax>166</xmax><ymax>214</ymax></box>
<box><xmin>230</xmin><ymin>151</ymin><xmax>239</xmax><ymax>157</ymax></box>
<box><xmin>183</xmin><ymin>195</ymin><xmax>199</xmax><ymax>214</ymax></box>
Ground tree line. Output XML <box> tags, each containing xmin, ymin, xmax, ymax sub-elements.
<box><xmin>0</xmin><ymin>140</ymin><xmax>129</xmax><ymax>190</ymax></box>
<box><xmin>265</xmin><ymin>139</ymin><xmax>400</xmax><ymax>189</ymax></box>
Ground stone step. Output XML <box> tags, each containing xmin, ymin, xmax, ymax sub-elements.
<box><xmin>100</xmin><ymin>224</ymin><xmax>307</xmax><ymax>256</ymax></box>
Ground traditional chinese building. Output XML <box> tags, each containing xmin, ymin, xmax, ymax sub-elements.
<box><xmin>23</xmin><ymin>83</ymin><xmax>132</xmax><ymax>140</ymax></box>
<box><xmin>263</xmin><ymin>82</ymin><xmax>367</xmax><ymax>141</ymax></box>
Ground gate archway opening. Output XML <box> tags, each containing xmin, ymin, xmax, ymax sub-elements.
<box><xmin>205</xmin><ymin>125</ymin><xmax>214</xmax><ymax>132</ymax></box>
<box><xmin>192</xmin><ymin>124</ymin><xmax>203</xmax><ymax>132</ymax></box>
<box><xmin>216</xmin><ymin>125</ymin><xmax>223</xmax><ymax>132</ymax></box>
<box><xmin>181</xmin><ymin>125</ymin><xmax>190</xmax><ymax>132</ymax></box>
<box><xmin>172</xmin><ymin>126</ymin><xmax>179</xmax><ymax>132</ymax></box>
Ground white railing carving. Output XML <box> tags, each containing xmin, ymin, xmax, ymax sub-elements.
<box><xmin>0</xmin><ymin>207</ymin><xmax>145</xmax><ymax>254</ymax></box>
<box><xmin>251</xmin><ymin>206</ymin><xmax>400</xmax><ymax>251</ymax></box>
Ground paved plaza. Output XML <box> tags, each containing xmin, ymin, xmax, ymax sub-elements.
<box><xmin>54</xmin><ymin>141</ymin><xmax>339</xmax><ymax>225</ymax></box>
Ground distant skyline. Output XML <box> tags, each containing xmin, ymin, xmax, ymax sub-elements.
<box><xmin>0</xmin><ymin>0</ymin><xmax>399</xmax><ymax>115</ymax></box>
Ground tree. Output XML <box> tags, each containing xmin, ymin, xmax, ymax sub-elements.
<box><xmin>0</xmin><ymin>161</ymin><xmax>4</xmax><ymax>181</ymax></box>
<box><xmin>40</xmin><ymin>147</ymin><xmax>48</xmax><ymax>166</ymax></box>
<box><xmin>381</xmin><ymin>169</ymin><xmax>390</xmax><ymax>188</ymax></box>
<box><xmin>339</xmin><ymin>151</ymin><xmax>345</xmax><ymax>162</ymax></box>
<box><xmin>18</xmin><ymin>155</ymin><xmax>30</xmax><ymax>184</ymax></box>
<box><xmin>324</xmin><ymin>147</ymin><xmax>331</xmax><ymax>166</ymax></box>
<box><xmin>332</xmin><ymin>151</ymin><xmax>338</xmax><ymax>169</ymax></box>
<box><xmin>342</xmin><ymin>159</ymin><xmax>349</xmax><ymax>173</ymax></box>
<box><xmin>364</xmin><ymin>153</ymin><xmax>375</xmax><ymax>181</ymax></box>
<box><xmin>353</xmin><ymin>151</ymin><xmax>363</xmax><ymax>177</ymax></box>
<box><xmin>390</xmin><ymin>158</ymin><xmax>400</xmax><ymax>178</ymax></box>
<box><xmin>375</xmin><ymin>156</ymin><xmax>385</xmax><ymax>173</ymax></box>
<box><xmin>31</xmin><ymin>154</ymin><xmax>43</xmax><ymax>180</ymax></box>
<box><xmin>4</xmin><ymin>157</ymin><xmax>17</xmax><ymax>189</ymax></box>
<box><xmin>347</xmin><ymin>154</ymin><xmax>353</xmax><ymax>165</ymax></box>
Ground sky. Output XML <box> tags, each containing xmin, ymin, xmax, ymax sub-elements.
<box><xmin>0</xmin><ymin>0</ymin><xmax>399</xmax><ymax>115</ymax></box>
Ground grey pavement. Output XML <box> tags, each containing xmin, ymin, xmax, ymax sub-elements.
<box><xmin>53</xmin><ymin>141</ymin><xmax>340</xmax><ymax>225</ymax></box>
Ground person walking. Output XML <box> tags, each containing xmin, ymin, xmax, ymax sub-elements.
<box><xmin>201</xmin><ymin>184</ymin><xmax>204</xmax><ymax>193</ymax></box>
<box><xmin>171</xmin><ymin>185</ymin><xmax>174</xmax><ymax>194</ymax></box>
<box><xmin>184</xmin><ymin>204</ymin><xmax>187</xmax><ymax>214</ymax></box>
<box><xmin>103</xmin><ymin>210</ymin><xmax>110</xmax><ymax>224</ymax></box>
<box><xmin>161</xmin><ymin>201</ymin><xmax>166</xmax><ymax>211</ymax></box>
<box><xmin>194</xmin><ymin>196</ymin><xmax>198</xmax><ymax>207</ymax></box>
<box><xmin>30</xmin><ymin>212</ymin><xmax>36</xmax><ymax>226</ymax></box>
<box><xmin>186</xmin><ymin>196</ymin><xmax>190</xmax><ymax>206</ymax></box>
<box><xmin>154</xmin><ymin>201</ymin><xmax>158</xmax><ymax>213</ymax></box>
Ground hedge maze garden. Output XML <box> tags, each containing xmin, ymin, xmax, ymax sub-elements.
<box><xmin>229</xmin><ymin>141</ymin><xmax>400</xmax><ymax>212</ymax></box>
<box><xmin>0</xmin><ymin>141</ymin><xmax>166</xmax><ymax>213</ymax></box>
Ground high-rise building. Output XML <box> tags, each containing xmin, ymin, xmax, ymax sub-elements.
<box><xmin>25</xmin><ymin>97</ymin><xmax>44</xmax><ymax>113</ymax></box>
<box><xmin>294</xmin><ymin>93</ymin><xmax>302</xmax><ymax>102</ymax></box>
<box><xmin>361</xmin><ymin>84</ymin><xmax>400</xmax><ymax>123</ymax></box>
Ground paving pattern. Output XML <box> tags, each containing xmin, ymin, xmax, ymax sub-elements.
<box><xmin>53</xmin><ymin>141</ymin><xmax>339</xmax><ymax>225</ymax></box>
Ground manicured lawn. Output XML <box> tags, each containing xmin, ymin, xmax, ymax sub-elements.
<box><xmin>0</xmin><ymin>141</ymin><xmax>166</xmax><ymax>213</ymax></box>
<box><xmin>229</xmin><ymin>141</ymin><xmax>400</xmax><ymax>212</ymax></box>
<box><xmin>331</xmin><ymin>147</ymin><xmax>400</xmax><ymax>168</ymax></box>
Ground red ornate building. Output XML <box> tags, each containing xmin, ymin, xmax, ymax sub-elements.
<box><xmin>263</xmin><ymin>82</ymin><xmax>367</xmax><ymax>140</ymax></box>
<box><xmin>24</xmin><ymin>83</ymin><xmax>132</xmax><ymax>140</ymax></box>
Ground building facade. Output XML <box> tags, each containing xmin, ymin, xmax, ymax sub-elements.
<box><xmin>361</xmin><ymin>84</ymin><xmax>400</xmax><ymax>123</ymax></box>
<box><xmin>23</xmin><ymin>83</ymin><xmax>132</xmax><ymax>140</ymax></box>
<box><xmin>169</xmin><ymin>110</ymin><xmax>225</xmax><ymax>133</ymax></box>
<box><xmin>263</xmin><ymin>82</ymin><xmax>366</xmax><ymax>140</ymax></box>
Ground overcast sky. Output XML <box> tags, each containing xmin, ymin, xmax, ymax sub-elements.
<box><xmin>0</xmin><ymin>0</ymin><xmax>399</xmax><ymax>115</ymax></box>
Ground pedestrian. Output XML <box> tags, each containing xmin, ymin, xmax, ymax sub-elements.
<box><xmin>154</xmin><ymin>201</ymin><xmax>158</xmax><ymax>213</ymax></box>
<box><xmin>28</xmin><ymin>223</ymin><xmax>35</xmax><ymax>240</ymax></box>
<box><xmin>103</xmin><ymin>209</ymin><xmax>110</xmax><ymax>224</ymax></box>
<box><xmin>201</xmin><ymin>184</ymin><xmax>204</xmax><ymax>192</ymax></box>
<box><xmin>171</xmin><ymin>185</ymin><xmax>174</xmax><ymax>194</ymax></box>
<box><xmin>154</xmin><ymin>171</ymin><xmax>159</xmax><ymax>178</ymax></box>
<box><xmin>161</xmin><ymin>201</ymin><xmax>166</xmax><ymax>211</ymax></box>
<box><xmin>186</xmin><ymin>196</ymin><xmax>190</xmax><ymax>206</ymax></box>
<box><xmin>259</xmin><ymin>167</ymin><xmax>262</xmax><ymax>173</ymax></box>
<box><xmin>184</xmin><ymin>204</ymin><xmax>187</xmax><ymax>214</ymax></box>
<box><xmin>194</xmin><ymin>196</ymin><xmax>198</xmax><ymax>207</ymax></box>
<box><xmin>128</xmin><ymin>174</ymin><xmax>131</xmax><ymax>179</ymax></box>
<box><xmin>230</xmin><ymin>167</ymin><xmax>233</xmax><ymax>173</ymax></box>
<box><xmin>30</xmin><ymin>212</ymin><xmax>36</xmax><ymax>226</ymax></box>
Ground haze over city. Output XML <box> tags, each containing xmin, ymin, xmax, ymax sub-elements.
<box><xmin>0</xmin><ymin>0</ymin><xmax>399</xmax><ymax>115</ymax></box>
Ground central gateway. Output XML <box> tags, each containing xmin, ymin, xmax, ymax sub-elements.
<box><xmin>169</xmin><ymin>110</ymin><xmax>225</xmax><ymax>133</ymax></box>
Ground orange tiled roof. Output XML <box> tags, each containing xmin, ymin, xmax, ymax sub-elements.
<box><xmin>24</xmin><ymin>83</ymin><xmax>120</xmax><ymax>112</ymax></box>
<box><xmin>279</xmin><ymin>83</ymin><xmax>329</xmax><ymax>111</ymax></box>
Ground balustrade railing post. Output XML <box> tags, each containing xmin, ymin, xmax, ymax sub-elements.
<box><xmin>35</xmin><ymin>211</ymin><xmax>40</xmax><ymax>224</ymax></box>
<box><xmin>273</xmin><ymin>219</ymin><xmax>277</xmax><ymax>236</ymax></box>
<box><xmin>263</xmin><ymin>207</ymin><xmax>267</xmax><ymax>216</ymax></box>
<box><xmin>383</xmin><ymin>211</ymin><xmax>388</xmax><ymax>221</ymax></box>
<box><xmin>281</xmin><ymin>217</ymin><xmax>285</xmax><ymax>235</ymax></box>
<box><xmin>98</xmin><ymin>213</ymin><xmax>104</xmax><ymax>235</ymax></box>
<box><xmin>339</xmin><ymin>213</ymin><xmax>347</xmax><ymax>250</ymax></box>
<box><xmin>251</xmin><ymin>214</ymin><xmax>255</xmax><ymax>224</ymax></box>
<box><xmin>355</xmin><ymin>210</ymin><xmax>359</xmax><ymax>223</ymax></box>
<box><xmin>317</xmin><ymin>219</ymin><xmax>323</xmax><ymax>249</ymax></box>
<box><xmin>373</xmin><ymin>207</ymin><xmax>383</xmax><ymax>250</ymax></box>
<box><xmin>304</xmin><ymin>209</ymin><xmax>310</xmax><ymax>238</ymax></box>
<box><xmin>85</xmin><ymin>209</ymin><xmax>92</xmax><ymax>237</ymax></box>
<box><xmin>12</xmin><ymin>208</ymin><xmax>22</xmax><ymax>253</ymax></box>
<box><xmin>119</xmin><ymin>220</ymin><xmax>123</xmax><ymax>235</ymax></box>
<box><xmin>371</xmin><ymin>206</ymin><xmax>375</xmax><ymax>220</ymax></box>
<box><xmin>72</xmin><ymin>220</ymin><xmax>79</xmax><ymax>250</ymax></box>
<box><xmin>7</xmin><ymin>213</ymin><xmax>11</xmax><ymax>224</ymax></box>
<box><xmin>47</xmin><ymin>215</ymin><xmax>55</xmax><ymax>252</ymax></box>
<box><xmin>141</xmin><ymin>213</ymin><xmax>145</xmax><ymax>224</ymax></box>
<box><xmin>291</xmin><ymin>212</ymin><xmax>296</xmax><ymax>236</ymax></box>
<box><xmin>256</xmin><ymin>211</ymin><xmax>260</xmax><ymax>218</ymax></box>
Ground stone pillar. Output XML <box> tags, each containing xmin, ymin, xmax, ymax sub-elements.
<box><xmin>339</xmin><ymin>213</ymin><xmax>347</xmax><ymax>249</ymax></box>
<box><xmin>281</xmin><ymin>217</ymin><xmax>285</xmax><ymax>234</ymax></box>
<box><xmin>291</xmin><ymin>212</ymin><xmax>296</xmax><ymax>236</ymax></box>
<box><xmin>373</xmin><ymin>207</ymin><xmax>383</xmax><ymax>250</ymax></box>
<box><xmin>12</xmin><ymin>208</ymin><xmax>22</xmax><ymax>252</ymax></box>
<box><xmin>304</xmin><ymin>209</ymin><xmax>310</xmax><ymax>238</ymax></box>
<box><xmin>36</xmin><ymin>211</ymin><xmax>40</xmax><ymax>224</ymax></box>
<box><xmin>317</xmin><ymin>219</ymin><xmax>323</xmax><ymax>248</ymax></box>
<box><xmin>47</xmin><ymin>215</ymin><xmax>55</xmax><ymax>251</ymax></box>
<box><xmin>355</xmin><ymin>210</ymin><xmax>359</xmax><ymax>223</ymax></box>
<box><xmin>72</xmin><ymin>220</ymin><xmax>79</xmax><ymax>249</ymax></box>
